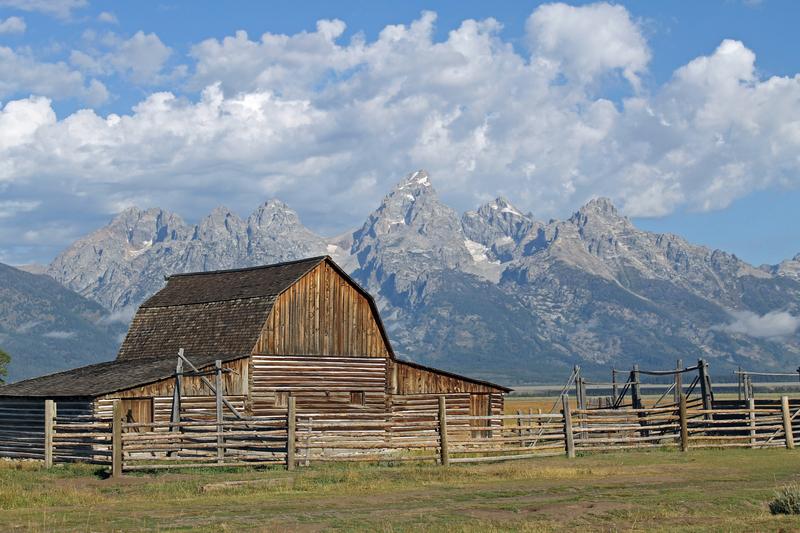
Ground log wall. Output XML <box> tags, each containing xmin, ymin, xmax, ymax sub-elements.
<box><xmin>0</xmin><ymin>397</ymin><xmax>93</xmax><ymax>460</ymax></box>
<box><xmin>254</xmin><ymin>262</ymin><xmax>390</xmax><ymax>357</ymax></box>
<box><xmin>249</xmin><ymin>354</ymin><xmax>388</xmax><ymax>417</ymax></box>
<box><xmin>392</xmin><ymin>360</ymin><xmax>506</xmax><ymax>396</ymax></box>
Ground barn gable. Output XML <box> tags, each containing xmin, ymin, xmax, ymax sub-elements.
<box><xmin>254</xmin><ymin>259</ymin><xmax>393</xmax><ymax>358</ymax></box>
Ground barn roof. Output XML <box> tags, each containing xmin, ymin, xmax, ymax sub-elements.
<box><xmin>0</xmin><ymin>353</ymin><xmax>247</xmax><ymax>398</ymax></box>
<box><xmin>117</xmin><ymin>256</ymin><xmax>335</xmax><ymax>360</ymax></box>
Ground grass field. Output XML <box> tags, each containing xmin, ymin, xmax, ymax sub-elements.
<box><xmin>3</xmin><ymin>447</ymin><xmax>800</xmax><ymax>532</ymax></box>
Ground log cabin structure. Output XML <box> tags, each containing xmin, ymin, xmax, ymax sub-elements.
<box><xmin>0</xmin><ymin>256</ymin><xmax>509</xmax><ymax>459</ymax></box>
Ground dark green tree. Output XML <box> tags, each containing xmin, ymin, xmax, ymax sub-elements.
<box><xmin>0</xmin><ymin>348</ymin><xmax>9</xmax><ymax>384</ymax></box>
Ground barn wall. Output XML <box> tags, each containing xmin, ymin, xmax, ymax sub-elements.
<box><xmin>249</xmin><ymin>354</ymin><xmax>388</xmax><ymax>417</ymax></box>
<box><xmin>93</xmin><ymin>396</ymin><xmax>248</xmax><ymax>424</ymax></box>
<box><xmin>392</xmin><ymin>361</ymin><xmax>506</xmax><ymax>395</ymax></box>
<box><xmin>94</xmin><ymin>357</ymin><xmax>249</xmax><ymax>422</ymax></box>
<box><xmin>254</xmin><ymin>262</ymin><xmax>390</xmax><ymax>358</ymax></box>
<box><xmin>0</xmin><ymin>397</ymin><xmax>93</xmax><ymax>460</ymax></box>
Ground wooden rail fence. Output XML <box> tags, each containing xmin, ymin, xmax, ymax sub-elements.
<box><xmin>4</xmin><ymin>394</ymin><xmax>800</xmax><ymax>477</ymax></box>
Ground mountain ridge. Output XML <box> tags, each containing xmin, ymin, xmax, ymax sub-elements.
<box><xmin>38</xmin><ymin>170</ymin><xmax>800</xmax><ymax>383</ymax></box>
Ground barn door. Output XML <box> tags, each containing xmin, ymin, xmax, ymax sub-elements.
<box><xmin>120</xmin><ymin>398</ymin><xmax>153</xmax><ymax>431</ymax></box>
<box><xmin>469</xmin><ymin>394</ymin><xmax>490</xmax><ymax>438</ymax></box>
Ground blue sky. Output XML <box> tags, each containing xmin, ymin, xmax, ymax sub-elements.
<box><xmin>0</xmin><ymin>0</ymin><xmax>799</xmax><ymax>266</ymax></box>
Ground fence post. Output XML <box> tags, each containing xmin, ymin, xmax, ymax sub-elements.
<box><xmin>562</xmin><ymin>394</ymin><xmax>575</xmax><ymax>459</ymax></box>
<box><xmin>215</xmin><ymin>359</ymin><xmax>224</xmax><ymax>464</ymax></box>
<box><xmin>679</xmin><ymin>393</ymin><xmax>688</xmax><ymax>452</ymax></box>
<box><xmin>781</xmin><ymin>396</ymin><xmax>794</xmax><ymax>450</ymax></box>
<box><xmin>698</xmin><ymin>359</ymin><xmax>713</xmax><ymax>420</ymax></box>
<box><xmin>287</xmin><ymin>396</ymin><xmax>296</xmax><ymax>471</ymax></box>
<box><xmin>674</xmin><ymin>359</ymin><xmax>683</xmax><ymax>404</ymax></box>
<box><xmin>611</xmin><ymin>369</ymin><xmax>618</xmax><ymax>405</ymax></box>
<box><xmin>631</xmin><ymin>365</ymin><xmax>642</xmax><ymax>409</ymax></box>
<box><xmin>44</xmin><ymin>399</ymin><xmax>55</xmax><ymax>468</ymax></box>
<box><xmin>112</xmin><ymin>399</ymin><xmax>123</xmax><ymax>478</ymax></box>
<box><xmin>438</xmin><ymin>396</ymin><xmax>449</xmax><ymax>466</ymax></box>
<box><xmin>748</xmin><ymin>397</ymin><xmax>756</xmax><ymax>449</ymax></box>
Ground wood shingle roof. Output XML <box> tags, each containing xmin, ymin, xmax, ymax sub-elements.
<box><xmin>0</xmin><ymin>353</ymin><xmax>246</xmax><ymax>397</ymax></box>
<box><xmin>116</xmin><ymin>256</ymin><xmax>326</xmax><ymax>361</ymax></box>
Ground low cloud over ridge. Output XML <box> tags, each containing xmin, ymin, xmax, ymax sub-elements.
<box><xmin>717</xmin><ymin>310</ymin><xmax>800</xmax><ymax>340</ymax></box>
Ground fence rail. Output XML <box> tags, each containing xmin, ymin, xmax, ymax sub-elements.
<box><xmin>3</xmin><ymin>394</ymin><xmax>800</xmax><ymax>476</ymax></box>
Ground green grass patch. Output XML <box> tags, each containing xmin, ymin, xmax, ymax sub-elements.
<box><xmin>3</xmin><ymin>448</ymin><xmax>800</xmax><ymax>531</ymax></box>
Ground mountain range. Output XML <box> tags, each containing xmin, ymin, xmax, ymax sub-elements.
<box><xmin>11</xmin><ymin>170</ymin><xmax>800</xmax><ymax>384</ymax></box>
<box><xmin>0</xmin><ymin>262</ymin><xmax>127</xmax><ymax>382</ymax></box>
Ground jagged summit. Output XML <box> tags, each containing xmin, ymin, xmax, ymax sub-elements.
<box><xmin>396</xmin><ymin>169</ymin><xmax>432</xmax><ymax>190</ymax></box>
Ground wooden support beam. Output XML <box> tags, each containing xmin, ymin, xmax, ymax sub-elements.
<box><xmin>748</xmin><ymin>397</ymin><xmax>756</xmax><ymax>449</ymax></box>
<box><xmin>286</xmin><ymin>396</ymin><xmax>296</xmax><ymax>471</ymax></box>
<box><xmin>170</xmin><ymin>357</ymin><xmax>183</xmax><ymax>432</ymax></box>
<box><xmin>562</xmin><ymin>394</ymin><xmax>575</xmax><ymax>459</ymax></box>
<box><xmin>44</xmin><ymin>399</ymin><xmax>55</xmax><ymax>468</ymax></box>
<box><xmin>177</xmin><ymin>349</ymin><xmax>242</xmax><ymax>420</ymax></box>
<box><xmin>439</xmin><ymin>396</ymin><xmax>449</xmax><ymax>466</ymax></box>
<box><xmin>112</xmin><ymin>399</ymin><xmax>123</xmax><ymax>478</ymax></box>
<box><xmin>679</xmin><ymin>393</ymin><xmax>688</xmax><ymax>452</ymax></box>
<box><xmin>782</xmin><ymin>396</ymin><xmax>795</xmax><ymax>450</ymax></box>
<box><xmin>215</xmin><ymin>360</ymin><xmax>224</xmax><ymax>464</ymax></box>
<box><xmin>698</xmin><ymin>359</ymin><xmax>713</xmax><ymax>417</ymax></box>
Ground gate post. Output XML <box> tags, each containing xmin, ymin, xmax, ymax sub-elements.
<box><xmin>287</xmin><ymin>396</ymin><xmax>296</xmax><ymax>471</ymax></box>
<box><xmin>112</xmin><ymin>399</ymin><xmax>123</xmax><ymax>478</ymax></box>
<box><xmin>748</xmin><ymin>397</ymin><xmax>757</xmax><ymax>449</ymax></box>
<box><xmin>698</xmin><ymin>359</ymin><xmax>713</xmax><ymax>420</ymax></box>
<box><xmin>679</xmin><ymin>393</ymin><xmax>688</xmax><ymax>452</ymax></box>
<box><xmin>562</xmin><ymin>395</ymin><xmax>575</xmax><ymax>459</ymax></box>
<box><xmin>44</xmin><ymin>399</ymin><xmax>55</xmax><ymax>468</ymax></box>
<box><xmin>782</xmin><ymin>396</ymin><xmax>795</xmax><ymax>450</ymax></box>
<box><xmin>438</xmin><ymin>396</ymin><xmax>449</xmax><ymax>466</ymax></box>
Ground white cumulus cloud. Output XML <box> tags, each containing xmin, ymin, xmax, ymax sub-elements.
<box><xmin>1</xmin><ymin>3</ymin><xmax>800</xmax><ymax>263</ymax></box>
<box><xmin>0</xmin><ymin>0</ymin><xmax>86</xmax><ymax>20</ymax></box>
<box><xmin>70</xmin><ymin>31</ymin><xmax>174</xmax><ymax>85</ymax></box>
<box><xmin>0</xmin><ymin>47</ymin><xmax>108</xmax><ymax>104</ymax></box>
<box><xmin>526</xmin><ymin>2</ymin><xmax>650</xmax><ymax>89</ymax></box>
<box><xmin>97</xmin><ymin>11</ymin><xmax>117</xmax><ymax>24</ymax></box>
<box><xmin>0</xmin><ymin>16</ymin><xmax>25</xmax><ymax>34</ymax></box>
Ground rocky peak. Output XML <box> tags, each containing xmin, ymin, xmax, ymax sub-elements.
<box><xmin>570</xmin><ymin>197</ymin><xmax>626</xmax><ymax>225</ymax></box>
<box><xmin>247</xmin><ymin>199</ymin><xmax>303</xmax><ymax>231</ymax></box>
<box><xmin>195</xmin><ymin>206</ymin><xmax>245</xmax><ymax>242</ymax></box>
<box><xmin>351</xmin><ymin>170</ymin><xmax>473</xmax><ymax>299</ymax></box>
<box><xmin>464</xmin><ymin>197</ymin><xmax>533</xmax><ymax>241</ymax></box>
<box><xmin>107</xmin><ymin>207</ymin><xmax>190</xmax><ymax>246</ymax></box>
<box><xmin>395</xmin><ymin>169</ymin><xmax>432</xmax><ymax>196</ymax></box>
<box><xmin>244</xmin><ymin>199</ymin><xmax>327</xmax><ymax>263</ymax></box>
<box><xmin>462</xmin><ymin>197</ymin><xmax>536</xmax><ymax>263</ymax></box>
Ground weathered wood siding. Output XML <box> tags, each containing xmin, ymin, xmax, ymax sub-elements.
<box><xmin>392</xmin><ymin>361</ymin><xmax>506</xmax><ymax>396</ymax></box>
<box><xmin>94</xmin><ymin>357</ymin><xmax>249</xmax><ymax>422</ymax></box>
<box><xmin>254</xmin><ymin>262</ymin><xmax>390</xmax><ymax>358</ymax></box>
<box><xmin>250</xmin><ymin>355</ymin><xmax>387</xmax><ymax>417</ymax></box>
<box><xmin>0</xmin><ymin>397</ymin><xmax>93</xmax><ymax>460</ymax></box>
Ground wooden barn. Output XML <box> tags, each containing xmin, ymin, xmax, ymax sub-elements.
<box><xmin>0</xmin><ymin>256</ymin><xmax>508</xmax><ymax>460</ymax></box>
